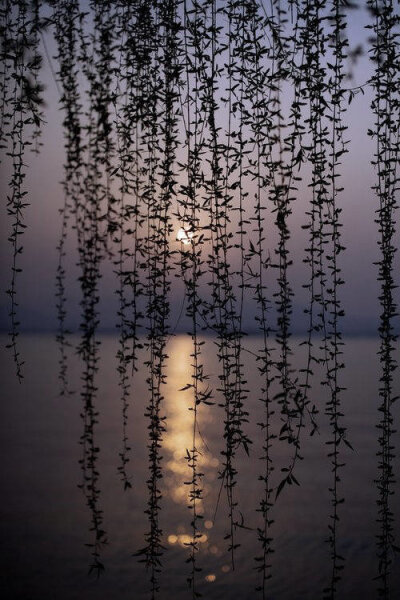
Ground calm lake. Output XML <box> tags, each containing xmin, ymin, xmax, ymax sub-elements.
<box><xmin>0</xmin><ymin>334</ymin><xmax>399</xmax><ymax>599</ymax></box>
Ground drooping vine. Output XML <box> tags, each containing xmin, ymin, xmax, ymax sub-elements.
<box><xmin>113</xmin><ymin>0</ymin><xmax>146</xmax><ymax>491</ymax></box>
<box><xmin>3</xmin><ymin>0</ymin><xmax>44</xmax><ymax>380</ymax></box>
<box><xmin>367</xmin><ymin>1</ymin><xmax>399</xmax><ymax>596</ymax></box>
<box><xmin>179</xmin><ymin>0</ymin><xmax>211</xmax><ymax>592</ymax></box>
<box><xmin>136</xmin><ymin>1</ymin><xmax>182</xmax><ymax>596</ymax></box>
<box><xmin>322</xmin><ymin>1</ymin><xmax>351</xmax><ymax>596</ymax></box>
<box><xmin>53</xmin><ymin>0</ymin><xmax>82</xmax><ymax>396</ymax></box>
<box><xmin>245</xmin><ymin>1</ymin><xmax>276</xmax><ymax>590</ymax></box>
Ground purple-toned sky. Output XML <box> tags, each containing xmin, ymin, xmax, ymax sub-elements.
<box><xmin>0</xmin><ymin>2</ymin><xmax>399</xmax><ymax>335</ymax></box>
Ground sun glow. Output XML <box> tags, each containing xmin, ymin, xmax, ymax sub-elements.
<box><xmin>176</xmin><ymin>226</ymin><xmax>194</xmax><ymax>245</ymax></box>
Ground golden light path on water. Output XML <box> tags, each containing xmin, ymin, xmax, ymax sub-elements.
<box><xmin>163</xmin><ymin>336</ymin><xmax>231</xmax><ymax>582</ymax></box>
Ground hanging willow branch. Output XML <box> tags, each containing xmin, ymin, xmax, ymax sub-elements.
<box><xmin>323</xmin><ymin>0</ymin><xmax>350</xmax><ymax>596</ymax></box>
<box><xmin>179</xmin><ymin>0</ymin><xmax>213</xmax><ymax>593</ymax></box>
<box><xmin>53</xmin><ymin>0</ymin><xmax>113</xmax><ymax>573</ymax></box>
<box><xmin>367</xmin><ymin>1</ymin><xmax>399</xmax><ymax>596</ymax></box>
<box><xmin>135</xmin><ymin>1</ymin><xmax>182</xmax><ymax>596</ymax></box>
<box><xmin>3</xmin><ymin>0</ymin><xmax>44</xmax><ymax>380</ymax></box>
<box><xmin>53</xmin><ymin>0</ymin><xmax>82</xmax><ymax>396</ymax></box>
<box><xmin>245</xmin><ymin>1</ymin><xmax>276</xmax><ymax>590</ymax></box>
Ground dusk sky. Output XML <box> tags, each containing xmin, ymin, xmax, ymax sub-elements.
<box><xmin>0</xmin><ymin>2</ymin><xmax>398</xmax><ymax>335</ymax></box>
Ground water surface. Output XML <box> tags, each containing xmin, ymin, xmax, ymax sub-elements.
<box><xmin>0</xmin><ymin>335</ymin><xmax>399</xmax><ymax>599</ymax></box>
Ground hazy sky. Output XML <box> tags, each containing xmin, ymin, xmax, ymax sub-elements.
<box><xmin>0</xmin><ymin>2</ymin><xmax>398</xmax><ymax>336</ymax></box>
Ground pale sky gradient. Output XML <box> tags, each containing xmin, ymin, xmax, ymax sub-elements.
<box><xmin>0</xmin><ymin>2</ymin><xmax>399</xmax><ymax>335</ymax></box>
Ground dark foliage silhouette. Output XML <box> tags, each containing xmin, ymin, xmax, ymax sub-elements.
<box><xmin>0</xmin><ymin>0</ymin><xmax>399</xmax><ymax>598</ymax></box>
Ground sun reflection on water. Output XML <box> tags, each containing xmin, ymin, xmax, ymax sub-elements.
<box><xmin>163</xmin><ymin>336</ymin><xmax>220</xmax><ymax>558</ymax></box>
<box><xmin>164</xmin><ymin>336</ymin><xmax>218</xmax><ymax>508</ymax></box>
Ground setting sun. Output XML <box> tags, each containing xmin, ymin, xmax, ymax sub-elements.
<box><xmin>176</xmin><ymin>226</ymin><xmax>194</xmax><ymax>245</ymax></box>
